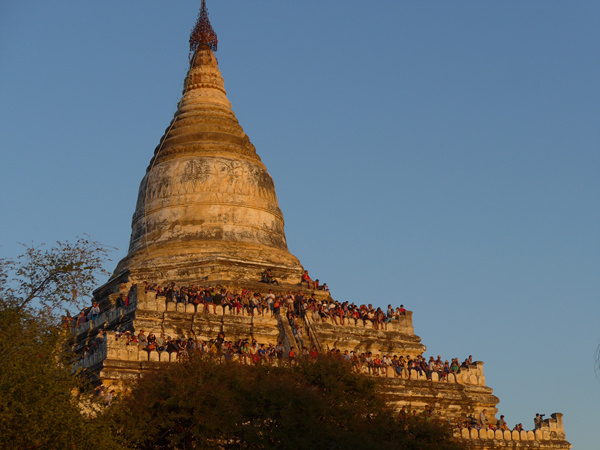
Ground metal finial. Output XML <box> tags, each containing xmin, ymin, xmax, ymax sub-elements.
<box><xmin>189</xmin><ymin>0</ymin><xmax>218</xmax><ymax>57</ymax></box>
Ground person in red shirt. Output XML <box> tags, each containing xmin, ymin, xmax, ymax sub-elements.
<box><xmin>301</xmin><ymin>270</ymin><xmax>316</xmax><ymax>289</ymax></box>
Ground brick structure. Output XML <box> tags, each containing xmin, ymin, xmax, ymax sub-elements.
<box><xmin>81</xmin><ymin>3</ymin><xmax>571</xmax><ymax>449</ymax></box>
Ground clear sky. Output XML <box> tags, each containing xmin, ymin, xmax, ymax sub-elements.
<box><xmin>1</xmin><ymin>1</ymin><xmax>599</xmax><ymax>448</ymax></box>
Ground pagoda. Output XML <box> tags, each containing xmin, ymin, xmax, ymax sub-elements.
<box><xmin>105</xmin><ymin>0</ymin><xmax>303</xmax><ymax>290</ymax></box>
<box><xmin>82</xmin><ymin>4</ymin><xmax>571</xmax><ymax>449</ymax></box>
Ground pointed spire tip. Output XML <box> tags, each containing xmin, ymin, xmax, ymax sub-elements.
<box><xmin>190</xmin><ymin>0</ymin><xmax>218</xmax><ymax>57</ymax></box>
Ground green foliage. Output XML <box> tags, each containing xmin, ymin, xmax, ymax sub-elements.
<box><xmin>0</xmin><ymin>305</ymin><xmax>118</xmax><ymax>449</ymax></box>
<box><xmin>104</xmin><ymin>355</ymin><xmax>463</xmax><ymax>449</ymax></box>
<box><xmin>0</xmin><ymin>238</ymin><xmax>118</xmax><ymax>449</ymax></box>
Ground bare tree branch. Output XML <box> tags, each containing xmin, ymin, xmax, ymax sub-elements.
<box><xmin>1</xmin><ymin>236</ymin><xmax>113</xmax><ymax>317</ymax></box>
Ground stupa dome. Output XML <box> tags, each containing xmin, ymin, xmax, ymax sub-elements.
<box><xmin>112</xmin><ymin>2</ymin><xmax>303</xmax><ymax>285</ymax></box>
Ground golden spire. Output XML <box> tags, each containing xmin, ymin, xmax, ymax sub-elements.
<box><xmin>189</xmin><ymin>0</ymin><xmax>218</xmax><ymax>57</ymax></box>
<box><xmin>109</xmin><ymin>0</ymin><xmax>304</xmax><ymax>286</ymax></box>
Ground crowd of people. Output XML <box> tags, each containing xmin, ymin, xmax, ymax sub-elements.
<box><xmin>69</xmin><ymin>301</ymin><xmax>101</xmax><ymax>327</ymax></box>
<box><xmin>68</xmin><ymin>273</ymin><xmax>409</xmax><ymax>338</ymax></box>
<box><xmin>115</xmin><ymin>329</ymin><xmax>313</xmax><ymax>364</ymax></box>
<box><xmin>142</xmin><ymin>280</ymin><xmax>408</xmax><ymax>331</ymax></box>
<box><xmin>69</xmin><ymin>276</ymin><xmax>549</xmax><ymax>436</ymax></box>
<box><xmin>66</xmin><ymin>287</ymin><xmax>135</xmax><ymax>331</ymax></box>
<box><xmin>97</xmin><ymin>327</ymin><xmax>541</xmax><ymax>436</ymax></box>
<box><xmin>70</xmin><ymin>280</ymin><xmax>478</xmax><ymax>388</ymax></box>
<box><xmin>455</xmin><ymin>408</ymin><xmax>534</xmax><ymax>435</ymax></box>
<box><xmin>112</xmin><ymin>321</ymin><xmax>478</xmax><ymax>386</ymax></box>
<box><xmin>100</xmin><ymin>327</ymin><xmax>538</xmax><ymax>434</ymax></box>
<box><xmin>344</xmin><ymin>352</ymin><xmax>476</xmax><ymax>380</ymax></box>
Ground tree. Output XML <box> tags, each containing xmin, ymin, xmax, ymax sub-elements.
<box><xmin>0</xmin><ymin>238</ymin><xmax>118</xmax><ymax>449</ymax></box>
<box><xmin>104</xmin><ymin>354</ymin><xmax>463</xmax><ymax>449</ymax></box>
<box><xmin>0</xmin><ymin>236</ymin><xmax>111</xmax><ymax>314</ymax></box>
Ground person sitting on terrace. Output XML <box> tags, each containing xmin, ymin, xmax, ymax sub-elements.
<box><xmin>156</xmin><ymin>333</ymin><xmax>166</xmax><ymax>351</ymax></box>
<box><xmin>264</xmin><ymin>290</ymin><xmax>275</xmax><ymax>315</ymax></box>
<box><xmin>450</xmin><ymin>358</ymin><xmax>460</xmax><ymax>375</ymax></box>
<box><xmin>386</xmin><ymin>304</ymin><xmax>395</xmax><ymax>324</ymax></box>
<box><xmin>372</xmin><ymin>354</ymin><xmax>382</xmax><ymax>376</ymax></box>
<box><xmin>203</xmin><ymin>288</ymin><xmax>216</xmax><ymax>314</ymax></box>
<box><xmin>413</xmin><ymin>356</ymin><xmax>425</xmax><ymax>379</ymax></box>
<box><xmin>232</xmin><ymin>295</ymin><xmax>242</xmax><ymax>315</ymax></box>
<box><xmin>317</xmin><ymin>304</ymin><xmax>330</xmax><ymax>322</ymax></box>
<box><xmin>261</xmin><ymin>268</ymin><xmax>279</xmax><ymax>285</ymax></box>
<box><xmin>441</xmin><ymin>360</ymin><xmax>451</xmax><ymax>381</ymax></box>
<box><xmin>213</xmin><ymin>288</ymin><xmax>223</xmax><ymax>310</ymax></box>
<box><xmin>164</xmin><ymin>283</ymin><xmax>174</xmax><ymax>302</ymax></box>
<box><xmin>497</xmin><ymin>415</ymin><xmax>509</xmax><ymax>431</ymax></box>
<box><xmin>301</xmin><ymin>270</ymin><xmax>316</xmax><ymax>289</ymax></box>
<box><xmin>365</xmin><ymin>309</ymin><xmax>376</xmax><ymax>328</ymax></box>
<box><xmin>296</xmin><ymin>292</ymin><xmax>307</xmax><ymax>317</ymax></box>
<box><xmin>479</xmin><ymin>409</ymin><xmax>489</xmax><ymax>429</ymax></box>
<box><xmin>60</xmin><ymin>312</ymin><xmax>73</xmax><ymax>329</ymax></box>
<box><xmin>125</xmin><ymin>332</ymin><xmax>137</xmax><ymax>346</ymax></box>
<box><xmin>94</xmin><ymin>329</ymin><xmax>106</xmax><ymax>346</ymax></box>
<box><xmin>257</xmin><ymin>344</ymin><xmax>267</xmax><ymax>361</ymax></box>
<box><xmin>146</xmin><ymin>333</ymin><xmax>157</xmax><ymax>352</ymax></box>
<box><xmin>274</xmin><ymin>342</ymin><xmax>284</xmax><ymax>359</ymax></box>
<box><xmin>273</xmin><ymin>296</ymin><xmax>282</xmax><ymax>316</ymax></box>
<box><xmin>364</xmin><ymin>352</ymin><xmax>373</xmax><ymax>374</ymax></box>
<box><xmin>376</xmin><ymin>307</ymin><xmax>386</xmax><ymax>329</ymax></box>
<box><xmin>190</xmin><ymin>285</ymin><xmax>200</xmax><ymax>304</ymax></box>
<box><xmin>293</xmin><ymin>324</ymin><xmax>305</xmax><ymax>349</ymax></box>
<box><xmin>426</xmin><ymin>356</ymin><xmax>436</xmax><ymax>380</ymax></box>
<box><xmin>75</xmin><ymin>310</ymin><xmax>87</xmax><ymax>327</ymax></box>
<box><xmin>335</xmin><ymin>304</ymin><xmax>345</xmax><ymax>325</ymax></box>
<box><xmin>87</xmin><ymin>302</ymin><xmax>100</xmax><ymax>321</ymax></box>
<box><xmin>391</xmin><ymin>355</ymin><xmax>402</xmax><ymax>378</ymax></box>
<box><xmin>249</xmin><ymin>293</ymin><xmax>261</xmax><ymax>316</ymax></box>
<box><xmin>179</xmin><ymin>285</ymin><xmax>189</xmax><ymax>304</ymax></box>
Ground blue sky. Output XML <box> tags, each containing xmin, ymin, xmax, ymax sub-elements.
<box><xmin>1</xmin><ymin>1</ymin><xmax>599</xmax><ymax>448</ymax></box>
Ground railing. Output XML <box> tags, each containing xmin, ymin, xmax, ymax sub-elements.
<box><xmin>73</xmin><ymin>339</ymin><xmax>107</xmax><ymax>371</ymax></box>
<box><xmin>72</xmin><ymin>299</ymin><xmax>138</xmax><ymax>336</ymax></box>
<box><xmin>145</xmin><ymin>300</ymin><xmax>279</xmax><ymax>318</ymax></box>
<box><xmin>102</xmin><ymin>331</ymin><xmax>486</xmax><ymax>387</ymax></box>
<box><xmin>302</xmin><ymin>314</ymin><xmax>322</xmax><ymax>353</ymax></box>
<box><xmin>139</xmin><ymin>299</ymin><xmax>413</xmax><ymax>336</ymax></box>
<box><xmin>455</xmin><ymin>413</ymin><xmax>566</xmax><ymax>442</ymax></box>
<box><xmin>351</xmin><ymin>361</ymin><xmax>486</xmax><ymax>386</ymax></box>
<box><xmin>305</xmin><ymin>309</ymin><xmax>414</xmax><ymax>333</ymax></box>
